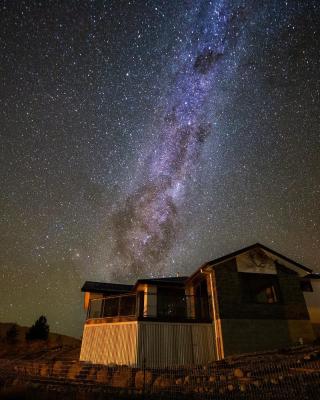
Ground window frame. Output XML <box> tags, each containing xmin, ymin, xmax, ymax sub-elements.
<box><xmin>239</xmin><ymin>272</ymin><xmax>282</xmax><ymax>305</ymax></box>
<box><xmin>300</xmin><ymin>279</ymin><xmax>313</xmax><ymax>293</ymax></box>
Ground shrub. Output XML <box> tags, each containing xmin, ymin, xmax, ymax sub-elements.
<box><xmin>26</xmin><ymin>316</ymin><xmax>49</xmax><ymax>341</ymax></box>
<box><xmin>6</xmin><ymin>323</ymin><xmax>18</xmax><ymax>344</ymax></box>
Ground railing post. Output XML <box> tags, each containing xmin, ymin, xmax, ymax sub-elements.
<box><xmin>87</xmin><ymin>299</ymin><xmax>91</xmax><ymax>319</ymax></box>
<box><xmin>118</xmin><ymin>296</ymin><xmax>121</xmax><ymax>317</ymax></box>
<box><xmin>135</xmin><ymin>293</ymin><xmax>139</xmax><ymax>318</ymax></box>
<box><xmin>100</xmin><ymin>298</ymin><xmax>104</xmax><ymax>318</ymax></box>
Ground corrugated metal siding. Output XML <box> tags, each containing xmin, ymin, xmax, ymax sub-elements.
<box><xmin>137</xmin><ymin>322</ymin><xmax>215</xmax><ymax>368</ymax></box>
<box><xmin>80</xmin><ymin>321</ymin><xmax>138</xmax><ymax>365</ymax></box>
<box><xmin>191</xmin><ymin>323</ymin><xmax>216</xmax><ymax>364</ymax></box>
<box><xmin>80</xmin><ymin>321</ymin><xmax>215</xmax><ymax>368</ymax></box>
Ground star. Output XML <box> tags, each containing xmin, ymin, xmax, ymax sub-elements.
<box><xmin>0</xmin><ymin>0</ymin><xmax>319</xmax><ymax>337</ymax></box>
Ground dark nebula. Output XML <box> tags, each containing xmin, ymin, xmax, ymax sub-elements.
<box><xmin>194</xmin><ymin>50</ymin><xmax>223</xmax><ymax>74</ymax></box>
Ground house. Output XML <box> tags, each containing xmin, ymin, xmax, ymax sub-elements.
<box><xmin>80</xmin><ymin>243</ymin><xmax>318</xmax><ymax>367</ymax></box>
<box><xmin>301</xmin><ymin>272</ymin><xmax>320</xmax><ymax>337</ymax></box>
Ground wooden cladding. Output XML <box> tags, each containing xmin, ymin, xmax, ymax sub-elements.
<box><xmin>80</xmin><ymin>321</ymin><xmax>215</xmax><ymax>367</ymax></box>
<box><xmin>80</xmin><ymin>322</ymin><xmax>138</xmax><ymax>366</ymax></box>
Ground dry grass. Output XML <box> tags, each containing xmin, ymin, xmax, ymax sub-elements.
<box><xmin>0</xmin><ymin>322</ymin><xmax>80</xmax><ymax>360</ymax></box>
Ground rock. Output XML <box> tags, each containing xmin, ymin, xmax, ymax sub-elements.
<box><xmin>39</xmin><ymin>363</ymin><xmax>49</xmax><ymax>377</ymax></box>
<box><xmin>234</xmin><ymin>368</ymin><xmax>244</xmax><ymax>378</ymax></box>
<box><xmin>239</xmin><ymin>383</ymin><xmax>247</xmax><ymax>392</ymax></box>
<box><xmin>111</xmin><ymin>368</ymin><xmax>132</xmax><ymax>388</ymax></box>
<box><xmin>193</xmin><ymin>386</ymin><xmax>205</xmax><ymax>393</ymax></box>
<box><xmin>30</xmin><ymin>382</ymin><xmax>41</xmax><ymax>389</ymax></box>
<box><xmin>227</xmin><ymin>384</ymin><xmax>234</xmax><ymax>391</ymax></box>
<box><xmin>96</xmin><ymin>368</ymin><xmax>110</xmax><ymax>384</ymax></box>
<box><xmin>153</xmin><ymin>375</ymin><xmax>173</xmax><ymax>390</ymax></box>
<box><xmin>12</xmin><ymin>378</ymin><xmax>22</xmax><ymax>386</ymax></box>
<box><xmin>87</xmin><ymin>367</ymin><xmax>97</xmax><ymax>381</ymax></box>
<box><xmin>67</xmin><ymin>363</ymin><xmax>82</xmax><ymax>379</ymax></box>
<box><xmin>135</xmin><ymin>370</ymin><xmax>153</xmax><ymax>389</ymax></box>
<box><xmin>25</xmin><ymin>362</ymin><xmax>39</xmax><ymax>375</ymax></box>
<box><xmin>52</xmin><ymin>361</ymin><xmax>65</xmax><ymax>377</ymax></box>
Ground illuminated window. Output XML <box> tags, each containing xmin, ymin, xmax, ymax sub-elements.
<box><xmin>240</xmin><ymin>273</ymin><xmax>281</xmax><ymax>304</ymax></box>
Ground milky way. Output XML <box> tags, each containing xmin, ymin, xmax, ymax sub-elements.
<box><xmin>1</xmin><ymin>0</ymin><xmax>319</xmax><ymax>336</ymax></box>
<box><xmin>113</xmin><ymin>1</ymin><xmax>248</xmax><ymax>277</ymax></box>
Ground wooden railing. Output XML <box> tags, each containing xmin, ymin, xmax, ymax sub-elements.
<box><xmin>87</xmin><ymin>292</ymin><xmax>212</xmax><ymax>323</ymax></box>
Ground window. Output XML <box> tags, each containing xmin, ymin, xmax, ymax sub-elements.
<box><xmin>157</xmin><ymin>287</ymin><xmax>187</xmax><ymax>319</ymax></box>
<box><xmin>240</xmin><ymin>273</ymin><xmax>281</xmax><ymax>304</ymax></box>
<box><xmin>195</xmin><ymin>279</ymin><xmax>210</xmax><ymax>320</ymax></box>
<box><xmin>300</xmin><ymin>279</ymin><xmax>313</xmax><ymax>292</ymax></box>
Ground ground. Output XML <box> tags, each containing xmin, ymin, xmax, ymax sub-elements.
<box><xmin>0</xmin><ymin>322</ymin><xmax>320</xmax><ymax>399</ymax></box>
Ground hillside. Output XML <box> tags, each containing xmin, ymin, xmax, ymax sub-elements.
<box><xmin>0</xmin><ymin>328</ymin><xmax>320</xmax><ymax>399</ymax></box>
<box><xmin>0</xmin><ymin>322</ymin><xmax>80</xmax><ymax>360</ymax></box>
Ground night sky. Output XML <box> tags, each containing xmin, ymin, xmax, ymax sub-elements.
<box><xmin>1</xmin><ymin>0</ymin><xmax>319</xmax><ymax>337</ymax></box>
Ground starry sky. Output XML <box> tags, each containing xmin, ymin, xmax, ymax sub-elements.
<box><xmin>1</xmin><ymin>0</ymin><xmax>319</xmax><ymax>337</ymax></box>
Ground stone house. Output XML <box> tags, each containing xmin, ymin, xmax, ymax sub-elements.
<box><xmin>80</xmin><ymin>243</ymin><xmax>319</xmax><ymax>367</ymax></box>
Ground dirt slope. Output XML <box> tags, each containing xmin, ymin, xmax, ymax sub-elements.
<box><xmin>0</xmin><ymin>322</ymin><xmax>80</xmax><ymax>360</ymax></box>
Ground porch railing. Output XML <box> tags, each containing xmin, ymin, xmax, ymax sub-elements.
<box><xmin>87</xmin><ymin>292</ymin><xmax>211</xmax><ymax>322</ymax></box>
<box><xmin>88</xmin><ymin>294</ymin><xmax>137</xmax><ymax>319</ymax></box>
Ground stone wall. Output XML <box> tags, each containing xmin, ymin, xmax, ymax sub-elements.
<box><xmin>4</xmin><ymin>346</ymin><xmax>320</xmax><ymax>399</ymax></box>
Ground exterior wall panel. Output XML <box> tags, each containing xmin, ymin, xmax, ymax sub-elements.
<box><xmin>214</xmin><ymin>259</ymin><xmax>310</xmax><ymax>321</ymax></box>
<box><xmin>137</xmin><ymin>322</ymin><xmax>215</xmax><ymax>368</ymax></box>
<box><xmin>220</xmin><ymin>318</ymin><xmax>315</xmax><ymax>357</ymax></box>
<box><xmin>80</xmin><ymin>322</ymin><xmax>138</xmax><ymax>365</ymax></box>
<box><xmin>287</xmin><ymin>320</ymin><xmax>315</xmax><ymax>343</ymax></box>
<box><xmin>80</xmin><ymin>321</ymin><xmax>215</xmax><ymax>368</ymax></box>
<box><xmin>304</xmin><ymin>280</ymin><xmax>320</xmax><ymax>338</ymax></box>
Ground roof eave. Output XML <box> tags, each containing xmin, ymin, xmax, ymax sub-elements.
<box><xmin>186</xmin><ymin>242</ymin><xmax>313</xmax><ymax>284</ymax></box>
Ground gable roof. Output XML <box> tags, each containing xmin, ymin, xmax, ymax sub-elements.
<box><xmin>82</xmin><ymin>244</ymin><xmax>313</xmax><ymax>293</ymax></box>
<box><xmin>304</xmin><ymin>273</ymin><xmax>320</xmax><ymax>280</ymax></box>
<box><xmin>133</xmin><ymin>276</ymin><xmax>188</xmax><ymax>290</ymax></box>
<box><xmin>81</xmin><ymin>277</ymin><xmax>188</xmax><ymax>294</ymax></box>
<box><xmin>81</xmin><ymin>281</ymin><xmax>133</xmax><ymax>294</ymax></box>
<box><xmin>187</xmin><ymin>242</ymin><xmax>313</xmax><ymax>283</ymax></box>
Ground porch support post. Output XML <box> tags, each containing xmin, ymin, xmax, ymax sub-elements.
<box><xmin>206</xmin><ymin>269</ymin><xmax>224</xmax><ymax>360</ymax></box>
<box><xmin>186</xmin><ymin>285</ymin><xmax>196</xmax><ymax>319</ymax></box>
<box><xmin>143</xmin><ymin>285</ymin><xmax>157</xmax><ymax>317</ymax></box>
